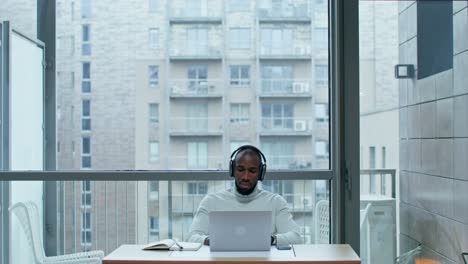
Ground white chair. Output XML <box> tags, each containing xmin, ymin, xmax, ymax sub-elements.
<box><xmin>9</xmin><ymin>201</ymin><xmax>104</xmax><ymax>264</ymax></box>
<box><xmin>314</xmin><ymin>200</ymin><xmax>329</xmax><ymax>244</ymax></box>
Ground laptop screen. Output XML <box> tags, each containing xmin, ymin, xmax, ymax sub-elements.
<box><xmin>209</xmin><ymin>211</ymin><xmax>272</xmax><ymax>252</ymax></box>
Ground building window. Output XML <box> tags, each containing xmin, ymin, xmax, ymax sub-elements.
<box><xmin>228</xmin><ymin>0</ymin><xmax>250</xmax><ymax>12</ymax></box>
<box><xmin>369</xmin><ymin>146</ymin><xmax>376</xmax><ymax>194</ymax></box>
<box><xmin>188</xmin><ymin>182</ymin><xmax>208</xmax><ymax>195</ymax></box>
<box><xmin>315</xmin><ymin>27</ymin><xmax>328</xmax><ymax>50</ymax></box>
<box><xmin>82</xmin><ymin>99</ymin><xmax>91</xmax><ymax>131</ymax></box>
<box><xmin>315</xmin><ymin>64</ymin><xmax>328</xmax><ymax>87</ymax></box>
<box><xmin>187</xmin><ymin>103</ymin><xmax>208</xmax><ymax>131</ymax></box>
<box><xmin>148</xmin><ymin>0</ymin><xmax>158</xmax><ymax>13</ymax></box>
<box><xmin>230</xmin><ymin>65</ymin><xmax>250</xmax><ymax>86</ymax></box>
<box><xmin>149</xmin><ymin>103</ymin><xmax>159</xmax><ymax>124</ymax></box>
<box><xmin>229</xmin><ymin>28</ymin><xmax>251</xmax><ymax>49</ymax></box>
<box><xmin>230</xmin><ymin>141</ymin><xmax>250</xmax><ymax>153</ymax></box>
<box><xmin>82</xmin><ymin>137</ymin><xmax>91</xmax><ymax>168</ymax></box>
<box><xmin>261</xmin><ymin>103</ymin><xmax>294</xmax><ymax>130</ymax></box>
<box><xmin>81</xmin><ymin>0</ymin><xmax>91</xmax><ymax>19</ymax></box>
<box><xmin>82</xmin><ymin>62</ymin><xmax>91</xmax><ymax>93</ymax></box>
<box><xmin>230</xmin><ymin>103</ymin><xmax>250</xmax><ymax>124</ymax></box>
<box><xmin>81</xmin><ymin>211</ymin><xmax>92</xmax><ymax>245</ymax></box>
<box><xmin>149</xmin><ymin>28</ymin><xmax>159</xmax><ymax>49</ymax></box>
<box><xmin>82</xmin><ymin>24</ymin><xmax>91</xmax><ymax>56</ymax></box>
<box><xmin>187</xmin><ymin>142</ymin><xmax>208</xmax><ymax>169</ymax></box>
<box><xmin>187</xmin><ymin>28</ymin><xmax>209</xmax><ymax>54</ymax></box>
<box><xmin>260</xmin><ymin>28</ymin><xmax>293</xmax><ymax>55</ymax></box>
<box><xmin>81</xmin><ymin>180</ymin><xmax>91</xmax><ymax>207</ymax></box>
<box><xmin>261</xmin><ymin>65</ymin><xmax>293</xmax><ymax>93</ymax></box>
<box><xmin>315</xmin><ymin>104</ymin><xmax>329</xmax><ymax>122</ymax></box>
<box><xmin>261</xmin><ymin>141</ymin><xmax>295</xmax><ymax>169</ymax></box>
<box><xmin>381</xmin><ymin>146</ymin><xmax>386</xmax><ymax>169</ymax></box>
<box><xmin>149</xmin><ymin>181</ymin><xmax>159</xmax><ymax>200</ymax></box>
<box><xmin>149</xmin><ymin>141</ymin><xmax>159</xmax><ymax>163</ymax></box>
<box><xmin>148</xmin><ymin>65</ymin><xmax>159</xmax><ymax>87</ymax></box>
<box><xmin>417</xmin><ymin>1</ymin><xmax>452</xmax><ymax>79</ymax></box>
<box><xmin>149</xmin><ymin>216</ymin><xmax>159</xmax><ymax>237</ymax></box>
<box><xmin>315</xmin><ymin>141</ymin><xmax>329</xmax><ymax>159</ymax></box>
<box><xmin>71</xmin><ymin>1</ymin><xmax>75</xmax><ymax>20</ymax></box>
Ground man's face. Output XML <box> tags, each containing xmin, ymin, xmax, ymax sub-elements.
<box><xmin>234</xmin><ymin>151</ymin><xmax>261</xmax><ymax>194</ymax></box>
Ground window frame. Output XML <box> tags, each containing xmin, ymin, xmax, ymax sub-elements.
<box><xmin>0</xmin><ymin>0</ymin><xmax>362</xmax><ymax>256</ymax></box>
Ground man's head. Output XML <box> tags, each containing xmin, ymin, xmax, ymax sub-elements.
<box><xmin>230</xmin><ymin>145</ymin><xmax>266</xmax><ymax>195</ymax></box>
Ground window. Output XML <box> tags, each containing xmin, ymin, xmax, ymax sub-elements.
<box><xmin>229</xmin><ymin>28</ymin><xmax>250</xmax><ymax>49</ymax></box>
<box><xmin>187</xmin><ymin>142</ymin><xmax>208</xmax><ymax>169</ymax></box>
<box><xmin>148</xmin><ymin>65</ymin><xmax>159</xmax><ymax>87</ymax></box>
<box><xmin>187</xmin><ymin>28</ymin><xmax>209</xmax><ymax>54</ymax></box>
<box><xmin>148</xmin><ymin>28</ymin><xmax>159</xmax><ymax>49</ymax></box>
<box><xmin>369</xmin><ymin>146</ymin><xmax>376</xmax><ymax>193</ymax></box>
<box><xmin>228</xmin><ymin>0</ymin><xmax>250</xmax><ymax>12</ymax></box>
<box><xmin>315</xmin><ymin>104</ymin><xmax>329</xmax><ymax>122</ymax></box>
<box><xmin>315</xmin><ymin>64</ymin><xmax>328</xmax><ymax>86</ymax></box>
<box><xmin>261</xmin><ymin>103</ymin><xmax>294</xmax><ymax>130</ymax></box>
<box><xmin>262</xmin><ymin>141</ymin><xmax>295</xmax><ymax>169</ymax></box>
<box><xmin>187</xmin><ymin>103</ymin><xmax>208</xmax><ymax>131</ymax></box>
<box><xmin>81</xmin><ymin>212</ymin><xmax>92</xmax><ymax>245</ymax></box>
<box><xmin>149</xmin><ymin>216</ymin><xmax>159</xmax><ymax>236</ymax></box>
<box><xmin>81</xmin><ymin>0</ymin><xmax>91</xmax><ymax>18</ymax></box>
<box><xmin>188</xmin><ymin>182</ymin><xmax>208</xmax><ymax>195</ymax></box>
<box><xmin>149</xmin><ymin>181</ymin><xmax>159</xmax><ymax>200</ymax></box>
<box><xmin>71</xmin><ymin>1</ymin><xmax>75</xmax><ymax>20</ymax></box>
<box><xmin>260</xmin><ymin>28</ymin><xmax>293</xmax><ymax>55</ymax></box>
<box><xmin>82</xmin><ymin>62</ymin><xmax>91</xmax><ymax>93</ymax></box>
<box><xmin>381</xmin><ymin>146</ymin><xmax>386</xmax><ymax>169</ymax></box>
<box><xmin>149</xmin><ymin>103</ymin><xmax>159</xmax><ymax>124</ymax></box>
<box><xmin>82</xmin><ymin>24</ymin><xmax>91</xmax><ymax>56</ymax></box>
<box><xmin>148</xmin><ymin>0</ymin><xmax>158</xmax><ymax>13</ymax></box>
<box><xmin>230</xmin><ymin>141</ymin><xmax>250</xmax><ymax>152</ymax></box>
<box><xmin>81</xmin><ymin>180</ymin><xmax>91</xmax><ymax>207</ymax></box>
<box><xmin>149</xmin><ymin>141</ymin><xmax>159</xmax><ymax>162</ymax></box>
<box><xmin>230</xmin><ymin>103</ymin><xmax>250</xmax><ymax>124</ymax></box>
<box><xmin>315</xmin><ymin>27</ymin><xmax>328</xmax><ymax>50</ymax></box>
<box><xmin>417</xmin><ymin>1</ymin><xmax>452</xmax><ymax>79</ymax></box>
<box><xmin>230</xmin><ymin>65</ymin><xmax>250</xmax><ymax>86</ymax></box>
<box><xmin>261</xmin><ymin>65</ymin><xmax>293</xmax><ymax>93</ymax></box>
<box><xmin>315</xmin><ymin>141</ymin><xmax>329</xmax><ymax>158</ymax></box>
<box><xmin>82</xmin><ymin>137</ymin><xmax>91</xmax><ymax>168</ymax></box>
<box><xmin>188</xmin><ymin>65</ymin><xmax>208</xmax><ymax>93</ymax></box>
<box><xmin>82</xmin><ymin>99</ymin><xmax>91</xmax><ymax>131</ymax></box>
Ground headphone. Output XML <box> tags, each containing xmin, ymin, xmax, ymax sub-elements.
<box><xmin>229</xmin><ymin>145</ymin><xmax>267</xmax><ymax>181</ymax></box>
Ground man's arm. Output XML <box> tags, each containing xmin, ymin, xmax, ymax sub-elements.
<box><xmin>187</xmin><ymin>196</ymin><xmax>210</xmax><ymax>243</ymax></box>
<box><xmin>273</xmin><ymin>196</ymin><xmax>302</xmax><ymax>246</ymax></box>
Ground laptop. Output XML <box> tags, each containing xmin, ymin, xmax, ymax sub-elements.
<box><xmin>209</xmin><ymin>211</ymin><xmax>272</xmax><ymax>252</ymax></box>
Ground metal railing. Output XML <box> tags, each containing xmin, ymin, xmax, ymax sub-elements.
<box><xmin>360</xmin><ymin>169</ymin><xmax>396</xmax><ymax>198</ymax></box>
<box><xmin>169</xmin><ymin>79</ymin><xmax>223</xmax><ymax>96</ymax></box>
<box><xmin>260</xmin><ymin>79</ymin><xmax>311</xmax><ymax>95</ymax></box>
<box><xmin>168</xmin><ymin>117</ymin><xmax>224</xmax><ymax>134</ymax></box>
<box><xmin>261</xmin><ymin>117</ymin><xmax>312</xmax><ymax>133</ymax></box>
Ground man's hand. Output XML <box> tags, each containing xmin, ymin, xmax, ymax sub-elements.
<box><xmin>204</xmin><ymin>237</ymin><xmax>210</xmax><ymax>245</ymax></box>
<box><xmin>271</xmin><ymin>235</ymin><xmax>277</xmax><ymax>245</ymax></box>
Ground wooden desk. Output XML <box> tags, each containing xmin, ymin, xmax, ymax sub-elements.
<box><xmin>103</xmin><ymin>244</ymin><xmax>360</xmax><ymax>264</ymax></box>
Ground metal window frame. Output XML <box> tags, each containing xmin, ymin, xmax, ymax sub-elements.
<box><xmin>1</xmin><ymin>0</ymin><xmax>361</xmax><ymax>257</ymax></box>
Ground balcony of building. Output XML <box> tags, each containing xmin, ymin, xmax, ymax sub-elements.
<box><xmin>169</xmin><ymin>44</ymin><xmax>222</xmax><ymax>60</ymax></box>
<box><xmin>171</xmin><ymin>194</ymin><xmax>205</xmax><ymax>215</ymax></box>
<box><xmin>167</xmin><ymin>155</ymin><xmax>225</xmax><ymax>170</ymax></box>
<box><xmin>260</xmin><ymin>118</ymin><xmax>313</xmax><ymax>136</ymax></box>
<box><xmin>169</xmin><ymin>117</ymin><xmax>223</xmax><ymax>136</ymax></box>
<box><xmin>265</xmin><ymin>155</ymin><xmax>314</xmax><ymax>170</ymax></box>
<box><xmin>169</xmin><ymin>2</ymin><xmax>222</xmax><ymax>24</ymax></box>
<box><xmin>259</xmin><ymin>45</ymin><xmax>311</xmax><ymax>60</ymax></box>
<box><xmin>259</xmin><ymin>79</ymin><xmax>312</xmax><ymax>98</ymax></box>
<box><xmin>257</xmin><ymin>3</ymin><xmax>311</xmax><ymax>23</ymax></box>
<box><xmin>169</xmin><ymin>79</ymin><xmax>223</xmax><ymax>98</ymax></box>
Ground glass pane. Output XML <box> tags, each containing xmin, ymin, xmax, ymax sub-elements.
<box><xmin>358</xmin><ymin>1</ymin><xmax>400</xmax><ymax>264</ymax></box>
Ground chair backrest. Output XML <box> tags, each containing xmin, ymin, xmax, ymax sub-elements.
<box><xmin>9</xmin><ymin>201</ymin><xmax>46</xmax><ymax>263</ymax></box>
<box><xmin>314</xmin><ymin>200</ymin><xmax>329</xmax><ymax>244</ymax></box>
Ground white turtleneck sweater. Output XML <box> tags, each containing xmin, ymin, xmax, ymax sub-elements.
<box><xmin>187</xmin><ymin>184</ymin><xmax>302</xmax><ymax>246</ymax></box>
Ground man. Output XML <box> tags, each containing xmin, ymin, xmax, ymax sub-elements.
<box><xmin>187</xmin><ymin>145</ymin><xmax>302</xmax><ymax>246</ymax></box>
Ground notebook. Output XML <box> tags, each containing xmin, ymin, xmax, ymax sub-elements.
<box><xmin>143</xmin><ymin>239</ymin><xmax>202</xmax><ymax>251</ymax></box>
<box><xmin>209</xmin><ymin>211</ymin><xmax>272</xmax><ymax>252</ymax></box>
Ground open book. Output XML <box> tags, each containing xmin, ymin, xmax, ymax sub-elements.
<box><xmin>143</xmin><ymin>239</ymin><xmax>202</xmax><ymax>251</ymax></box>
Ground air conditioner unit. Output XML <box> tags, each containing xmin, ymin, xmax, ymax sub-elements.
<box><xmin>293</xmin><ymin>82</ymin><xmax>304</xmax><ymax>93</ymax></box>
<box><xmin>294</xmin><ymin>120</ymin><xmax>307</xmax><ymax>131</ymax></box>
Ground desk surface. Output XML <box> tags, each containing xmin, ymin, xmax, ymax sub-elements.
<box><xmin>103</xmin><ymin>244</ymin><xmax>360</xmax><ymax>264</ymax></box>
